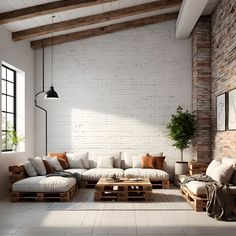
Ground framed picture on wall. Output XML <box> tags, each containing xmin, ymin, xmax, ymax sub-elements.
<box><xmin>228</xmin><ymin>88</ymin><xmax>236</xmax><ymax>130</ymax></box>
<box><xmin>216</xmin><ymin>93</ymin><xmax>226</xmax><ymax>131</ymax></box>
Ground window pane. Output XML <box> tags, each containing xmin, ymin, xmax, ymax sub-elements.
<box><xmin>2</xmin><ymin>67</ymin><xmax>6</xmax><ymax>79</ymax></box>
<box><xmin>7</xmin><ymin>113</ymin><xmax>14</xmax><ymax>129</ymax></box>
<box><xmin>2</xmin><ymin>131</ymin><xmax>6</xmax><ymax>150</ymax></box>
<box><xmin>2</xmin><ymin>94</ymin><xmax>6</xmax><ymax>111</ymax></box>
<box><xmin>2</xmin><ymin>112</ymin><xmax>6</xmax><ymax>130</ymax></box>
<box><xmin>7</xmin><ymin>132</ymin><xmax>12</xmax><ymax>150</ymax></box>
<box><xmin>7</xmin><ymin>81</ymin><xmax>14</xmax><ymax>96</ymax></box>
<box><xmin>7</xmin><ymin>69</ymin><xmax>14</xmax><ymax>82</ymax></box>
<box><xmin>2</xmin><ymin>79</ymin><xmax>6</xmax><ymax>94</ymax></box>
<box><xmin>7</xmin><ymin>96</ymin><xmax>14</xmax><ymax>113</ymax></box>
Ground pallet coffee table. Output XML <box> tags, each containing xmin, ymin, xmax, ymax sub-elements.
<box><xmin>94</xmin><ymin>177</ymin><xmax>153</xmax><ymax>201</ymax></box>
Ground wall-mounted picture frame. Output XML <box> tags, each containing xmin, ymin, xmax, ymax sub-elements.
<box><xmin>216</xmin><ymin>93</ymin><xmax>226</xmax><ymax>131</ymax></box>
<box><xmin>228</xmin><ymin>88</ymin><xmax>236</xmax><ymax>130</ymax></box>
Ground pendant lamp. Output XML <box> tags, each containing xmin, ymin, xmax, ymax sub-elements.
<box><xmin>45</xmin><ymin>15</ymin><xmax>59</xmax><ymax>99</ymax></box>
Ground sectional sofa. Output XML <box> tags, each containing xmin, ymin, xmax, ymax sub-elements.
<box><xmin>9</xmin><ymin>151</ymin><xmax>170</xmax><ymax>202</ymax></box>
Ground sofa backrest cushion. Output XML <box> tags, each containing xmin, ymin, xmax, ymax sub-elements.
<box><xmin>24</xmin><ymin>161</ymin><xmax>37</xmax><ymax>177</ymax></box>
<box><xmin>28</xmin><ymin>157</ymin><xmax>47</xmax><ymax>176</ymax></box>
<box><xmin>206</xmin><ymin>159</ymin><xmax>221</xmax><ymax>177</ymax></box>
<box><xmin>211</xmin><ymin>163</ymin><xmax>234</xmax><ymax>184</ymax></box>
<box><xmin>66</xmin><ymin>152</ymin><xmax>89</xmax><ymax>169</ymax></box>
<box><xmin>96</xmin><ymin>156</ymin><xmax>114</xmax><ymax>168</ymax></box>
<box><xmin>43</xmin><ymin>160</ymin><xmax>54</xmax><ymax>174</ymax></box>
<box><xmin>89</xmin><ymin>152</ymin><xmax>121</xmax><ymax>169</ymax></box>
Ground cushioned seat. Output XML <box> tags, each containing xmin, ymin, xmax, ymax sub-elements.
<box><xmin>82</xmin><ymin>168</ymin><xmax>124</xmax><ymax>181</ymax></box>
<box><xmin>65</xmin><ymin>168</ymin><xmax>87</xmax><ymax>175</ymax></box>
<box><xmin>12</xmin><ymin>176</ymin><xmax>76</xmax><ymax>193</ymax></box>
<box><xmin>185</xmin><ymin>181</ymin><xmax>207</xmax><ymax>197</ymax></box>
<box><xmin>124</xmin><ymin>168</ymin><xmax>169</xmax><ymax>181</ymax></box>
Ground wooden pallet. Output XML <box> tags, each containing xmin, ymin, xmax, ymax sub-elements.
<box><xmin>11</xmin><ymin>185</ymin><xmax>77</xmax><ymax>202</ymax></box>
<box><xmin>180</xmin><ymin>185</ymin><xmax>207</xmax><ymax>211</ymax></box>
<box><xmin>188</xmin><ymin>161</ymin><xmax>208</xmax><ymax>176</ymax></box>
<box><xmin>94</xmin><ymin>178</ymin><xmax>153</xmax><ymax>201</ymax></box>
<box><xmin>81</xmin><ymin>179</ymin><xmax>169</xmax><ymax>189</ymax></box>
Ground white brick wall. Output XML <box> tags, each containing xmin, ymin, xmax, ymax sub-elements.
<box><xmin>35</xmin><ymin>20</ymin><xmax>192</xmax><ymax>170</ymax></box>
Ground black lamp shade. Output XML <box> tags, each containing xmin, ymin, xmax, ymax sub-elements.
<box><xmin>45</xmin><ymin>85</ymin><xmax>59</xmax><ymax>99</ymax></box>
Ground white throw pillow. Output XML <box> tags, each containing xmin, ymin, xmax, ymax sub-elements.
<box><xmin>28</xmin><ymin>157</ymin><xmax>46</xmax><ymax>176</ymax></box>
<box><xmin>222</xmin><ymin>157</ymin><xmax>236</xmax><ymax>168</ymax></box>
<box><xmin>66</xmin><ymin>152</ymin><xmax>89</xmax><ymax>169</ymax></box>
<box><xmin>66</xmin><ymin>153</ymin><xmax>84</xmax><ymax>169</ymax></box>
<box><xmin>96</xmin><ymin>156</ymin><xmax>114</xmax><ymax>168</ymax></box>
<box><xmin>43</xmin><ymin>156</ymin><xmax>63</xmax><ymax>171</ymax></box>
<box><xmin>132</xmin><ymin>154</ymin><xmax>146</xmax><ymax>168</ymax></box>
<box><xmin>24</xmin><ymin>161</ymin><xmax>37</xmax><ymax>177</ymax></box>
<box><xmin>206</xmin><ymin>159</ymin><xmax>221</xmax><ymax>177</ymax></box>
<box><xmin>211</xmin><ymin>164</ymin><xmax>234</xmax><ymax>184</ymax></box>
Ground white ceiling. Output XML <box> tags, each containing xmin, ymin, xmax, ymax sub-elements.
<box><xmin>0</xmin><ymin>0</ymin><xmax>219</xmax><ymax>42</ymax></box>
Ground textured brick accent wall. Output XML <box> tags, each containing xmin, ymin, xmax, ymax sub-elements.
<box><xmin>211</xmin><ymin>0</ymin><xmax>236</xmax><ymax>159</ymax></box>
<box><xmin>35</xmin><ymin>20</ymin><xmax>192</xmax><ymax>168</ymax></box>
<box><xmin>192</xmin><ymin>17</ymin><xmax>212</xmax><ymax>162</ymax></box>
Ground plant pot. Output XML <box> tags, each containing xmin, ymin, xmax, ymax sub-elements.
<box><xmin>175</xmin><ymin>161</ymin><xmax>189</xmax><ymax>175</ymax></box>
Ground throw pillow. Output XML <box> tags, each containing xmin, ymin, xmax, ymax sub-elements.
<box><xmin>132</xmin><ymin>153</ymin><xmax>146</xmax><ymax>168</ymax></box>
<box><xmin>28</xmin><ymin>157</ymin><xmax>47</xmax><ymax>176</ymax></box>
<box><xmin>48</xmin><ymin>152</ymin><xmax>68</xmax><ymax>168</ymax></box>
<box><xmin>211</xmin><ymin>163</ymin><xmax>234</xmax><ymax>184</ymax></box>
<box><xmin>66</xmin><ymin>153</ymin><xmax>84</xmax><ymax>169</ymax></box>
<box><xmin>153</xmin><ymin>156</ymin><xmax>166</xmax><ymax>170</ymax></box>
<box><xmin>57</xmin><ymin>157</ymin><xmax>69</xmax><ymax>169</ymax></box>
<box><xmin>141</xmin><ymin>156</ymin><xmax>155</xmax><ymax>169</ymax></box>
<box><xmin>96</xmin><ymin>156</ymin><xmax>114</xmax><ymax>168</ymax></box>
<box><xmin>24</xmin><ymin>161</ymin><xmax>37</xmax><ymax>177</ymax></box>
<box><xmin>66</xmin><ymin>152</ymin><xmax>89</xmax><ymax>169</ymax></box>
<box><xmin>206</xmin><ymin>159</ymin><xmax>221</xmax><ymax>178</ymax></box>
<box><xmin>43</xmin><ymin>160</ymin><xmax>53</xmax><ymax>174</ymax></box>
<box><xmin>43</xmin><ymin>156</ymin><xmax>63</xmax><ymax>171</ymax></box>
<box><xmin>222</xmin><ymin>157</ymin><xmax>236</xmax><ymax>167</ymax></box>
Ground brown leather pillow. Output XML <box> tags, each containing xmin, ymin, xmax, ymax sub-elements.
<box><xmin>58</xmin><ymin>157</ymin><xmax>69</xmax><ymax>169</ymax></box>
<box><xmin>43</xmin><ymin>160</ymin><xmax>53</xmax><ymax>174</ymax></box>
<box><xmin>48</xmin><ymin>152</ymin><xmax>68</xmax><ymax>169</ymax></box>
<box><xmin>141</xmin><ymin>156</ymin><xmax>155</xmax><ymax>169</ymax></box>
<box><xmin>152</xmin><ymin>156</ymin><xmax>166</xmax><ymax>170</ymax></box>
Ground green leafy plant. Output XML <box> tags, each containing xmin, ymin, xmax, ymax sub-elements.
<box><xmin>167</xmin><ymin>106</ymin><xmax>195</xmax><ymax>162</ymax></box>
<box><xmin>8</xmin><ymin>129</ymin><xmax>24</xmax><ymax>150</ymax></box>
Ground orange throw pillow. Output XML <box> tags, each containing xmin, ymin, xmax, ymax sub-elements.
<box><xmin>43</xmin><ymin>160</ymin><xmax>53</xmax><ymax>174</ymax></box>
<box><xmin>141</xmin><ymin>156</ymin><xmax>155</xmax><ymax>169</ymax></box>
<box><xmin>48</xmin><ymin>152</ymin><xmax>68</xmax><ymax>169</ymax></box>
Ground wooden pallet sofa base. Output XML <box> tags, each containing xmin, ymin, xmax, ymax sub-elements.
<box><xmin>9</xmin><ymin>165</ymin><xmax>77</xmax><ymax>202</ymax></box>
<box><xmin>180</xmin><ymin>185</ymin><xmax>207</xmax><ymax>212</ymax></box>
<box><xmin>11</xmin><ymin>185</ymin><xmax>77</xmax><ymax>202</ymax></box>
<box><xmin>81</xmin><ymin>179</ymin><xmax>170</xmax><ymax>189</ymax></box>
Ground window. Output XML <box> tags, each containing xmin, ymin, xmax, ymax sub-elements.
<box><xmin>1</xmin><ymin>65</ymin><xmax>16</xmax><ymax>151</ymax></box>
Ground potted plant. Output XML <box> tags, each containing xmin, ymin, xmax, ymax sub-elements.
<box><xmin>167</xmin><ymin>106</ymin><xmax>195</xmax><ymax>175</ymax></box>
<box><xmin>8</xmin><ymin>129</ymin><xmax>24</xmax><ymax>151</ymax></box>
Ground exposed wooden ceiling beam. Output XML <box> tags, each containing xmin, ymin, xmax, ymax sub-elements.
<box><xmin>0</xmin><ymin>0</ymin><xmax>117</xmax><ymax>25</ymax></box>
<box><xmin>13</xmin><ymin>0</ymin><xmax>182</xmax><ymax>41</ymax></box>
<box><xmin>31</xmin><ymin>12</ymin><xmax>178</xmax><ymax>49</ymax></box>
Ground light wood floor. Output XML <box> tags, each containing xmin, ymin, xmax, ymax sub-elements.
<box><xmin>1</xmin><ymin>188</ymin><xmax>236</xmax><ymax>236</ymax></box>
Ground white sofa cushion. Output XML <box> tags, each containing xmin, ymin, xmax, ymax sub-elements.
<box><xmin>66</xmin><ymin>153</ymin><xmax>84</xmax><ymax>169</ymax></box>
<box><xmin>28</xmin><ymin>157</ymin><xmax>46</xmax><ymax>176</ymax></box>
<box><xmin>66</xmin><ymin>152</ymin><xmax>89</xmax><ymax>169</ymax></box>
<box><xmin>12</xmin><ymin>176</ymin><xmax>76</xmax><ymax>193</ymax></box>
<box><xmin>211</xmin><ymin>163</ymin><xmax>233</xmax><ymax>184</ymax></box>
<box><xmin>43</xmin><ymin>156</ymin><xmax>63</xmax><ymax>171</ymax></box>
<box><xmin>206</xmin><ymin>159</ymin><xmax>221</xmax><ymax>177</ymax></box>
<box><xmin>24</xmin><ymin>161</ymin><xmax>37</xmax><ymax>177</ymax></box>
<box><xmin>82</xmin><ymin>168</ymin><xmax>124</xmax><ymax>181</ymax></box>
<box><xmin>89</xmin><ymin>152</ymin><xmax>121</xmax><ymax>168</ymax></box>
<box><xmin>96</xmin><ymin>156</ymin><xmax>114</xmax><ymax>168</ymax></box>
<box><xmin>124</xmin><ymin>168</ymin><xmax>169</xmax><ymax>181</ymax></box>
<box><xmin>185</xmin><ymin>181</ymin><xmax>207</xmax><ymax>197</ymax></box>
<box><xmin>222</xmin><ymin>157</ymin><xmax>236</xmax><ymax>167</ymax></box>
